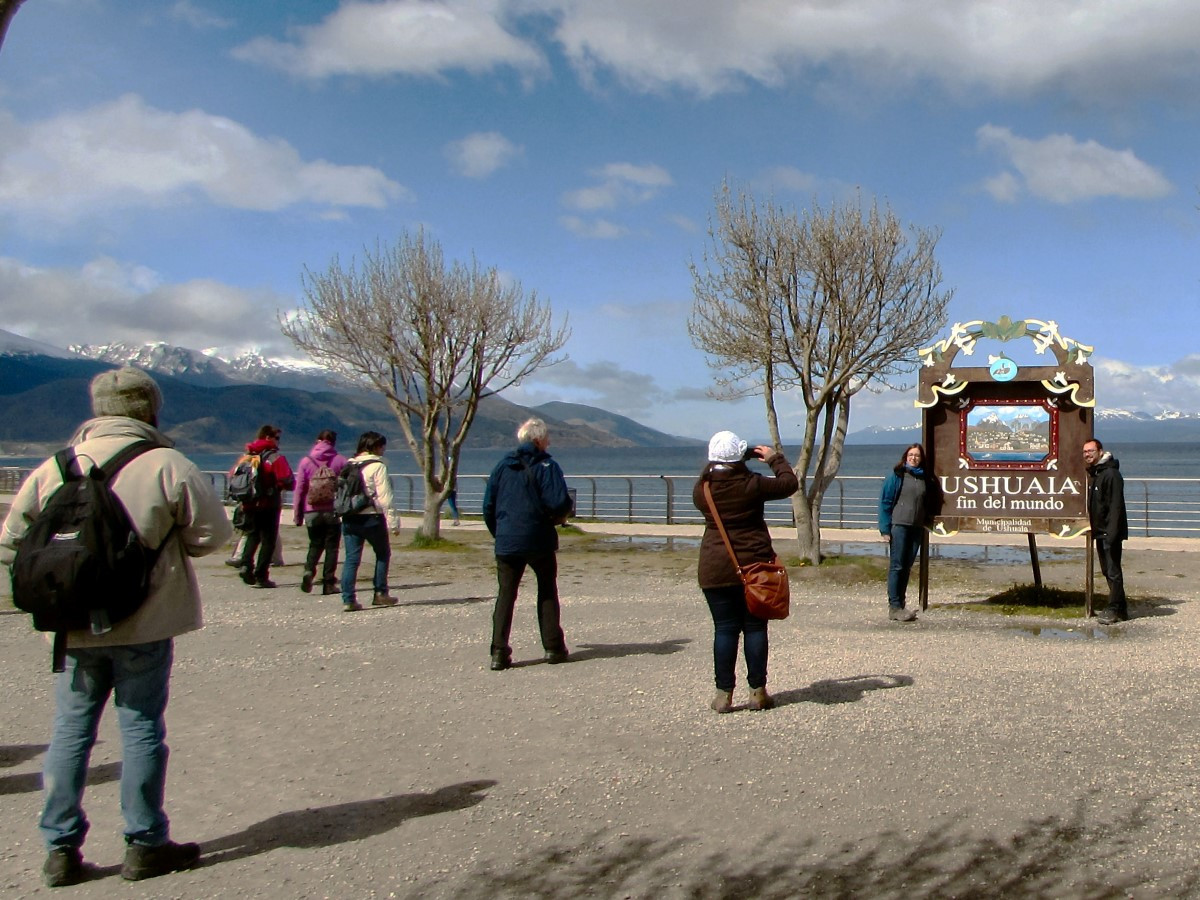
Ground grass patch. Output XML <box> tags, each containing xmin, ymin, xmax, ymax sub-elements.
<box><xmin>935</xmin><ymin>583</ymin><xmax>1087</xmax><ymax>619</ymax></box>
<box><xmin>408</xmin><ymin>532</ymin><xmax>473</xmax><ymax>552</ymax></box>
<box><xmin>784</xmin><ymin>554</ymin><xmax>889</xmax><ymax>582</ymax></box>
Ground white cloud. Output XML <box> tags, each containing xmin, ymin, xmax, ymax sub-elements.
<box><xmin>444</xmin><ymin>131</ymin><xmax>522</xmax><ymax>178</ymax></box>
<box><xmin>0</xmin><ymin>256</ymin><xmax>294</xmax><ymax>356</ymax></box>
<box><xmin>545</xmin><ymin>0</ymin><xmax>1200</xmax><ymax>100</ymax></box>
<box><xmin>977</xmin><ymin>125</ymin><xmax>1171</xmax><ymax>204</ymax></box>
<box><xmin>1084</xmin><ymin>355</ymin><xmax>1200</xmax><ymax>416</ymax></box>
<box><xmin>0</xmin><ymin>95</ymin><xmax>409</xmax><ymax>221</ymax></box>
<box><xmin>559</xmin><ymin>216</ymin><xmax>627</xmax><ymax>239</ymax></box>
<box><xmin>231</xmin><ymin>1</ymin><xmax>1200</xmax><ymax>103</ymax></box>
<box><xmin>562</xmin><ymin>162</ymin><xmax>672</xmax><ymax>211</ymax></box>
<box><xmin>169</xmin><ymin>1</ymin><xmax>233</xmax><ymax>30</ymax></box>
<box><xmin>233</xmin><ymin>0</ymin><xmax>544</xmax><ymax>80</ymax></box>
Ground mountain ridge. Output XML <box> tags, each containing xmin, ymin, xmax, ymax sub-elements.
<box><xmin>0</xmin><ymin>331</ymin><xmax>698</xmax><ymax>455</ymax></box>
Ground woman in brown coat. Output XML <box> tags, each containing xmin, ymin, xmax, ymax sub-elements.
<box><xmin>692</xmin><ymin>430</ymin><xmax>799</xmax><ymax>713</ymax></box>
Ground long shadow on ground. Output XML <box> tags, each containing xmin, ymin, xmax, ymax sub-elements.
<box><xmin>0</xmin><ymin>760</ymin><xmax>120</xmax><ymax>796</ymax></box>
<box><xmin>198</xmin><ymin>780</ymin><xmax>496</xmax><ymax>867</ymax></box>
<box><xmin>568</xmin><ymin>639</ymin><xmax>691</xmax><ymax>662</ymax></box>
<box><xmin>442</xmin><ymin>799</ymin><xmax>1196</xmax><ymax>899</ymax></box>
<box><xmin>773</xmin><ymin>673</ymin><xmax>914</xmax><ymax>707</ymax></box>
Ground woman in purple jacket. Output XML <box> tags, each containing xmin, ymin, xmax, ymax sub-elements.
<box><xmin>292</xmin><ymin>429</ymin><xmax>347</xmax><ymax>595</ymax></box>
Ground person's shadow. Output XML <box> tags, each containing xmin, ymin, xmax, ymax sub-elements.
<box><xmin>566</xmin><ymin>639</ymin><xmax>691</xmax><ymax>662</ymax></box>
<box><xmin>198</xmin><ymin>780</ymin><xmax>497</xmax><ymax>867</ymax></box>
<box><xmin>772</xmin><ymin>674</ymin><xmax>914</xmax><ymax>707</ymax></box>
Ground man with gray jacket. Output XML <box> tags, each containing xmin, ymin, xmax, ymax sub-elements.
<box><xmin>1</xmin><ymin>367</ymin><xmax>233</xmax><ymax>887</ymax></box>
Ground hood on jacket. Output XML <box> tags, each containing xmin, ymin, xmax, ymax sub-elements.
<box><xmin>246</xmin><ymin>437</ymin><xmax>279</xmax><ymax>454</ymax></box>
<box><xmin>70</xmin><ymin>416</ymin><xmax>173</xmax><ymax>451</ymax></box>
<box><xmin>307</xmin><ymin>440</ymin><xmax>339</xmax><ymax>465</ymax></box>
<box><xmin>1089</xmin><ymin>452</ymin><xmax>1118</xmax><ymax>473</ymax></box>
<box><xmin>500</xmin><ymin>442</ymin><xmax>548</xmax><ymax>470</ymax></box>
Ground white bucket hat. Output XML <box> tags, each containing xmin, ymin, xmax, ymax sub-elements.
<box><xmin>708</xmin><ymin>430</ymin><xmax>747</xmax><ymax>463</ymax></box>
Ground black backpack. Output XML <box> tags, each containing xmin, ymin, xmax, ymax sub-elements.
<box><xmin>227</xmin><ymin>448</ymin><xmax>277</xmax><ymax>504</ymax></box>
<box><xmin>333</xmin><ymin>460</ymin><xmax>373</xmax><ymax>517</ymax></box>
<box><xmin>11</xmin><ymin>440</ymin><xmax>164</xmax><ymax>672</ymax></box>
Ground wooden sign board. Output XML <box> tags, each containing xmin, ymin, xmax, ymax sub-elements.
<box><xmin>917</xmin><ymin>317</ymin><xmax>1094</xmax><ymax>539</ymax></box>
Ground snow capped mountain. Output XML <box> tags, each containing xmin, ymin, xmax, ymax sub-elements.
<box><xmin>0</xmin><ymin>328</ymin><xmax>79</xmax><ymax>360</ymax></box>
<box><xmin>69</xmin><ymin>341</ymin><xmax>347</xmax><ymax>392</ymax></box>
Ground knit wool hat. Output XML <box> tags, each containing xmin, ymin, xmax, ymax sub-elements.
<box><xmin>708</xmin><ymin>430</ymin><xmax>747</xmax><ymax>463</ymax></box>
<box><xmin>90</xmin><ymin>366</ymin><xmax>163</xmax><ymax>423</ymax></box>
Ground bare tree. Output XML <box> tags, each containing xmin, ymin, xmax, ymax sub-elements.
<box><xmin>282</xmin><ymin>230</ymin><xmax>569</xmax><ymax>539</ymax></box>
<box><xmin>690</xmin><ymin>182</ymin><xmax>952</xmax><ymax>563</ymax></box>
<box><xmin>0</xmin><ymin>0</ymin><xmax>27</xmax><ymax>54</ymax></box>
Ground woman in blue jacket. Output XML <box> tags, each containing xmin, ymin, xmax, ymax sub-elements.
<box><xmin>878</xmin><ymin>443</ymin><xmax>937</xmax><ymax>622</ymax></box>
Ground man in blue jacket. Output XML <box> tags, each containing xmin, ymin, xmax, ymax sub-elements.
<box><xmin>483</xmin><ymin>418</ymin><xmax>573</xmax><ymax>671</ymax></box>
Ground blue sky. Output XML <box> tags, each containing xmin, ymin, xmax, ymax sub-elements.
<box><xmin>1</xmin><ymin>0</ymin><xmax>1198</xmax><ymax>441</ymax></box>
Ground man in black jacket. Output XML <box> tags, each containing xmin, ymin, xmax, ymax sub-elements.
<box><xmin>482</xmin><ymin>418</ymin><xmax>573</xmax><ymax>671</ymax></box>
<box><xmin>1084</xmin><ymin>438</ymin><xmax>1129</xmax><ymax>624</ymax></box>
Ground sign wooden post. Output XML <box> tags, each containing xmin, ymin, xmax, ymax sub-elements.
<box><xmin>916</xmin><ymin>317</ymin><xmax>1095</xmax><ymax>612</ymax></box>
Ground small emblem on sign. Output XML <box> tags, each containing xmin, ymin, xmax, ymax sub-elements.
<box><xmin>988</xmin><ymin>356</ymin><xmax>1017</xmax><ymax>381</ymax></box>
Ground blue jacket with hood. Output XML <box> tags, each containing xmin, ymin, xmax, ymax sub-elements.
<box><xmin>483</xmin><ymin>442</ymin><xmax>572</xmax><ymax>556</ymax></box>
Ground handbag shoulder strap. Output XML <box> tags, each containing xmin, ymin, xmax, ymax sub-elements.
<box><xmin>702</xmin><ymin>481</ymin><xmax>742</xmax><ymax>571</ymax></box>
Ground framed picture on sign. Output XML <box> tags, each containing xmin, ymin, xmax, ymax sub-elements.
<box><xmin>960</xmin><ymin>399</ymin><xmax>1057</xmax><ymax>470</ymax></box>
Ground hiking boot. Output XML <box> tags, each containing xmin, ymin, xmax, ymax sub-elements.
<box><xmin>239</xmin><ymin>567</ymin><xmax>255</xmax><ymax>585</ymax></box>
<box><xmin>43</xmin><ymin>847</ymin><xmax>84</xmax><ymax>887</ymax></box>
<box><xmin>121</xmin><ymin>840</ymin><xmax>200</xmax><ymax>881</ymax></box>
<box><xmin>889</xmin><ymin>607</ymin><xmax>917</xmax><ymax>622</ymax></box>
<box><xmin>710</xmin><ymin>690</ymin><xmax>733</xmax><ymax>714</ymax></box>
<box><xmin>490</xmin><ymin>651</ymin><xmax>511</xmax><ymax>671</ymax></box>
<box><xmin>371</xmin><ymin>592</ymin><xmax>399</xmax><ymax>607</ymax></box>
<box><xmin>748</xmin><ymin>687</ymin><xmax>775</xmax><ymax>711</ymax></box>
<box><xmin>1096</xmin><ymin>608</ymin><xmax>1128</xmax><ymax>624</ymax></box>
<box><xmin>343</xmin><ymin>601</ymin><xmax>363</xmax><ymax>612</ymax></box>
<box><xmin>300</xmin><ymin>570</ymin><xmax>315</xmax><ymax>593</ymax></box>
<box><xmin>253</xmin><ymin>578</ymin><xmax>277</xmax><ymax>589</ymax></box>
<box><xmin>544</xmin><ymin>649</ymin><xmax>569</xmax><ymax>665</ymax></box>
<box><xmin>322</xmin><ymin>583</ymin><xmax>339</xmax><ymax>596</ymax></box>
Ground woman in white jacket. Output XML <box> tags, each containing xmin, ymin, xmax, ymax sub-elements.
<box><xmin>339</xmin><ymin>431</ymin><xmax>401</xmax><ymax>611</ymax></box>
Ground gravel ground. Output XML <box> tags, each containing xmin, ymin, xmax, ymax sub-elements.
<box><xmin>2</xmin><ymin>521</ymin><xmax>1200</xmax><ymax>899</ymax></box>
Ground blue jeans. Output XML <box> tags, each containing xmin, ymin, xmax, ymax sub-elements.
<box><xmin>341</xmin><ymin>514</ymin><xmax>390</xmax><ymax>601</ymax></box>
<box><xmin>888</xmin><ymin>524</ymin><xmax>922</xmax><ymax>609</ymax></box>
<box><xmin>703</xmin><ymin>585</ymin><xmax>768</xmax><ymax>691</ymax></box>
<box><xmin>41</xmin><ymin>640</ymin><xmax>174</xmax><ymax>850</ymax></box>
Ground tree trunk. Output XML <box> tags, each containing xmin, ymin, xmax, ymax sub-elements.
<box><xmin>791</xmin><ymin>491</ymin><xmax>822</xmax><ymax>565</ymax></box>
<box><xmin>418</xmin><ymin>474</ymin><xmax>443</xmax><ymax>539</ymax></box>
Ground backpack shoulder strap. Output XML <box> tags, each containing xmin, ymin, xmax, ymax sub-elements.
<box><xmin>97</xmin><ymin>440</ymin><xmax>160</xmax><ymax>482</ymax></box>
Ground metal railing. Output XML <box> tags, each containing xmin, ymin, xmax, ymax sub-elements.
<box><xmin>4</xmin><ymin>469</ymin><xmax>1200</xmax><ymax>538</ymax></box>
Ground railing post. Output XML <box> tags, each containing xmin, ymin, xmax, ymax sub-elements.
<box><xmin>1142</xmin><ymin>480</ymin><xmax>1150</xmax><ymax>538</ymax></box>
<box><xmin>624</xmin><ymin>478</ymin><xmax>634</xmax><ymax>522</ymax></box>
<box><xmin>660</xmin><ymin>475</ymin><xmax>674</xmax><ymax>525</ymax></box>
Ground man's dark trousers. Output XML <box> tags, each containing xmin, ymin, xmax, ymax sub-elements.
<box><xmin>491</xmin><ymin>553</ymin><xmax>566</xmax><ymax>656</ymax></box>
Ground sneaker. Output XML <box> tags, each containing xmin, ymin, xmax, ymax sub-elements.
<box><xmin>371</xmin><ymin>592</ymin><xmax>399</xmax><ymax>607</ymax></box>
<box><xmin>1096</xmin><ymin>609</ymin><xmax>1129</xmax><ymax>625</ymax></box>
<box><xmin>490</xmin><ymin>651</ymin><xmax>511</xmax><ymax>671</ymax></box>
<box><xmin>43</xmin><ymin>847</ymin><xmax>84</xmax><ymax>888</ymax></box>
<box><xmin>343</xmin><ymin>601</ymin><xmax>363</xmax><ymax>612</ymax></box>
<box><xmin>224</xmin><ymin>558</ymin><xmax>241</xmax><ymax>568</ymax></box>
<box><xmin>253</xmin><ymin>578</ymin><xmax>277</xmax><ymax>589</ymax></box>
<box><xmin>544</xmin><ymin>649</ymin><xmax>569</xmax><ymax>665</ymax></box>
<box><xmin>300</xmin><ymin>571</ymin><xmax>315</xmax><ymax>593</ymax></box>
<box><xmin>239</xmin><ymin>567</ymin><xmax>255</xmax><ymax>585</ymax></box>
<box><xmin>889</xmin><ymin>607</ymin><xmax>918</xmax><ymax>622</ymax></box>
<box><xmin>121</xmin><ymin>840</ymin><xmax>200</xmax><ymax>881</ymax></box>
